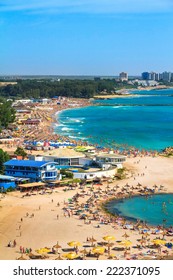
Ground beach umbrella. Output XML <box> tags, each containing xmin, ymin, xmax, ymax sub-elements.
<box><xmin>67</xmin><ymin>241</ymin><xmax>82</xmax><ymax>248</ymax></box>
<box><xmin>103</xmin><ymin>235</ymin><xmax>116</xmax><ymax>242</ymax></box>
<box><xmin>80</xmin><ymin>249</ymin><xmax>89</xmax><ymax>257</ymax></box>
<box><xmin>107</xmin><ymin>253</ymin><xmax>117</xmax><ymax>259</ymax></box>
<box><xmin>35</xmin><ymin>247</ymin><xmax>51</xmax><ymax>254</ymax></box>
<box><xmin>105</xmin><ymin>242</ymin><xmax>115</xmax><ymax>256</ymax></box>
<box><xmin>89</xmin><ymin>236</ymin><xmax>97</xmax><ymax>246</ymax></box>
<box><xmin>122</xmin><ymin>232</ymin><xmax>130</xmax><ymax>239</ymax></box>
<box><xmin>55</xmin><ymin>254</ymin><xmax>64</xmax><ymax>260</ymax></box>
<box><xmin>138</xmin><ymin>239</ymin><xmax>147</xmax><ymax>246</ymax></box>
<box><xmin>63</xmin><ymin>252</ymin><xmax>79</xmax><ymax>260</ymax></box>
<box><xmin>104</xmin><ymin>242</ymin><xmax>114</xmax><ymax>248</ymax></box>
<box><xmin>17</xmin><ymin>254</ymin><xmax>27</xmax><ymax>260</ymax></box>
<box><xmin>53</xmin><ymin>242</ymin><xmax>62</xmax><ymax>252</ymax></box>
<box><xmin>92</xmin><ymin>246</ymin><xmax>105</xmax><ymax>255</ymax></box>
<box><xmin>165</xmin><ymin>243</ymin><xmax>173</xmax><ymax>249</ymax></box>
<box><xmin>152</xmin><ymin>239</ymin><xmax>166</xmax><ymax>245</ymax></box>
<box><xmin>118</xmin><ymin>240</ymin><xmax>132</xmax><ymax>248</ymax></box>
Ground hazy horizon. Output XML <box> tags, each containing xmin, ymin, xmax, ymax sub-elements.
<box><xmin>1</xmin><ymin>1</ymin><xmax>173</xmax><ymax>75</ymax></box>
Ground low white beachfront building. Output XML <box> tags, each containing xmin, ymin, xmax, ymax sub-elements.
<box><xmin>95</xmin><ymin>153</ymin><xmax>126</xmax><ymax>169</ymax></box>
<box><xmin>28</xmin><ymin>149</ymin><xmax>126</xmax><ymax>180</ymax></box>
<box><xmin>69</xmin><ymin>166</ymin><xmax>117</xmax><ymax>180</ymax></box>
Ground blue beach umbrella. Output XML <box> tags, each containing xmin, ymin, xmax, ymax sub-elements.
<box><xmin>165</xmin><ymin>243</ymin><xmax>173</xmax><ymax>249</ymax></box>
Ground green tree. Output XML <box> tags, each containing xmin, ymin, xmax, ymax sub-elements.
<box><xmin>14</xmin><ymin>147</ymin><xmax>27</xmax><ymax>159</ymax></box>
<box><xmin>0</xmin><ymin>100</ymin><xmax>16</xmax><ymax>130</ymax></box>
<box><xmin>0</xmin><ymin>149</ymin><xmax>10</xmax><ymax>174</ymax></box>
<box><xmin>60</xmin><ymin>169</ymin><xmax>73</xmax><ymax>179</ymax></box>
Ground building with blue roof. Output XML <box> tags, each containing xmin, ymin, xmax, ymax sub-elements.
<box><xmin>0</xmin><ymin>175</ymin><xmax>16</xmax><ymax>191</ymax></box>
<box><xmin>4</xmin><ymin>159</ymin><xmax>58</xmax><ymax>182</ymax></box>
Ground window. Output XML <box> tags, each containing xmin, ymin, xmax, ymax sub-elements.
<box><xmin>71</xmin><ymin>158</ymin><xmax>79</xmax><ymax>165</ymax></box>
<box><xmin>20</xmin><ymin>166</ymin><xmax>25</xmax><ymax>170</ymax></box>
<box><xmin>32</xmin><ymin>167</ymin><xmax>38</xmax><ymax>171</ymax></box>
<box><xmin>14</xmin><ymin>166</ymin><xmax>19</xmax><ymax>170</ymax></box>
<box><xmin>26</xmin><ymin>167</ymin><xmax>31</xmax><ymax>171</ymax></box>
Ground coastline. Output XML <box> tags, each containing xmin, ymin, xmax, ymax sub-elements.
<box><xmin>93</xmin><ymin>94</ymin><xmax>139</xmax><ymax>99</ymax></box>
<box><xmin>93</xmin><ymin>86</ymin><xmax>173</xmax><ymax>99</ymax></box>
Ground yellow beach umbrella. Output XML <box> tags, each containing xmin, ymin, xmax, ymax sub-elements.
<box><xmin>63</xmin><ymin>252</ymin><xmax>79</xmax><ymax>260</ymax></box>
<box><xmin>68</xmin><ymin>241</ymin><xmax>82</xmax><ymax>248</ymax></box>
<box><xmin>103</xmin><ymin>235</ymin><xmax>115</xmax><ymax>242</ymax></box>
<box><xmin>118</xmin><ymin>240</ymin><xmax>132</xmax><ymax>248</ymax></box>
<box><xmin>35</xmin><ymin>247</ymin><xmax>51</xmax><ymax>254</ymax></box>
<box><xmin>108</xmin><ymin>253</ymin><xmax>116</xmax><ymax>259</ymax></box>
<box><xmin>152</xmin><ymin>239</ymin><xmax>166</xmax><ymax>245</ymax></box>
<box><xmin>92</xmin><ymin>246</ymin><xmax>105</xmax><ymax>255</ymax></box>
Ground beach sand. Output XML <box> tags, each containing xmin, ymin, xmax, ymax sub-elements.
<box><xmin>0</xmin><ymin>155</ymin><xmax>173</xmax><ymax>260</ymax></box>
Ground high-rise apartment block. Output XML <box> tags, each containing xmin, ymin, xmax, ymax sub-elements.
<box><xmin>141</xmin><ymin>71</ymin><xmax>172</xmax><ymax>82</ymax></box>
<box><xmin>119</xmin><ymin>72</ymin><xmax>128</xmax><ymax>81</ymax></box>
<box><xmin>162</xmin><ymin>72</ymin><xmax>172</xmax><ymax>82</ymax></box>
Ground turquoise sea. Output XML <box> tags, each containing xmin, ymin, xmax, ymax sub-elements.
<box><xmin>105</xmin><ymin>194</ymin><xmax>173</xmax><ymax>227</ymax></box>
<box><xmin>55</xmin><ymin>88</ymin><xmax>173</xmax><ymax>151</ymax></box>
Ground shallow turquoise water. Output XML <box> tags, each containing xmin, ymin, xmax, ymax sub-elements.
<box><xmin>56</xmin><ymin>89</ymin><xmax>173</xmax><ymax>150</ymax></box>
<box><xmin>105</xmin><ymin>194</ymin><xmax>173</xmax><ymax>227</ymax></box>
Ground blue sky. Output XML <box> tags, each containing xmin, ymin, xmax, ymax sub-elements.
<box><xmin>0</xmin><ymin>0</ymin><xmax>173</xmax><ymax>75</ymax></box>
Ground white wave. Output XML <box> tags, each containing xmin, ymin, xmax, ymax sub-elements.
<box><xmin>61</xmin><ymin>127</ymin><xmax>73</xmax><ymax>131</ymax></box>
<box><xmin>69</xmin><ymin>135</ymin><xmax>87</xmax><ymax>140</ymax></box>
<box><xmin>113</xmin><ymin>106</ymin><xmax>131</xmax><ymax>109</ymax></box>
<box><xmin>56</xmin><ymin>124</ymin><xmax>65</xmax><ymax>127</ymax></box>
<box><xmin>73</xmin><ymin>119</ymin><xmax>82</xmax><ymax>123</ymax></box>
<box><xmin>68</xmin><ymin>117</ymin><xmax>85</xmax><ymax>123</ymax></box>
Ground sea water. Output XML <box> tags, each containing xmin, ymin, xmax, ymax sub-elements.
<box><xmin>104</xmin><ymin>193</ymin><xmax>173</xmax><ymax>227</ymax></box>
<box><xmin>55</xmin><ymin>89</ymin><xmax>173</xmax><ymax>150</ymax></box>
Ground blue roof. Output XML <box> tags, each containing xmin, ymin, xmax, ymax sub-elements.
<box><xmin>4</xmin><ymin>159</ymin><xmax>53</xmax><ymax>167</ymax></box>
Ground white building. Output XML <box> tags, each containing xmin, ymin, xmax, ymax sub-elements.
<box><xmin>162</xmin><ymin>72</ymin><xmax>172</xmax><ymax>82</ymax></box>
<box><xmin>95</xmin><ymin>154</ymin><xmax>126</xmax><ymax>169</ymax></box>
<box><xmin>119</xmin><ymin>72</ymin><xmax>128</xmax><ymax>82</ymax></box>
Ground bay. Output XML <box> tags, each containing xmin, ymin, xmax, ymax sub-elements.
<box><xmin>104</xmin><ymin>193</ymin><xmax>173</xmax><ymax>227</ymax></box>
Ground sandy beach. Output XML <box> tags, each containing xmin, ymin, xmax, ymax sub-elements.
<box><xmin>0</xmin><ymin>97</ymin><xmax>91</xmax><ymax>148</ymax></box>
<box><xmin>0</xmin><ymin>155</ymin><xmax>173</xmax><ymax>260</ymax></box>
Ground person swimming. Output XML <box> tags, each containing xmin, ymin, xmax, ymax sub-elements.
<box><xmin>162</xmin><ymin>202</ymin><xmax>166</xmax><ymax>208</ymax></box>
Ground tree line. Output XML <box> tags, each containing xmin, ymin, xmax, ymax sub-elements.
<box><xmin>0</xmin><ymin>79</ymin><xmax>136</xmax><ymax>99</ymax></box>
